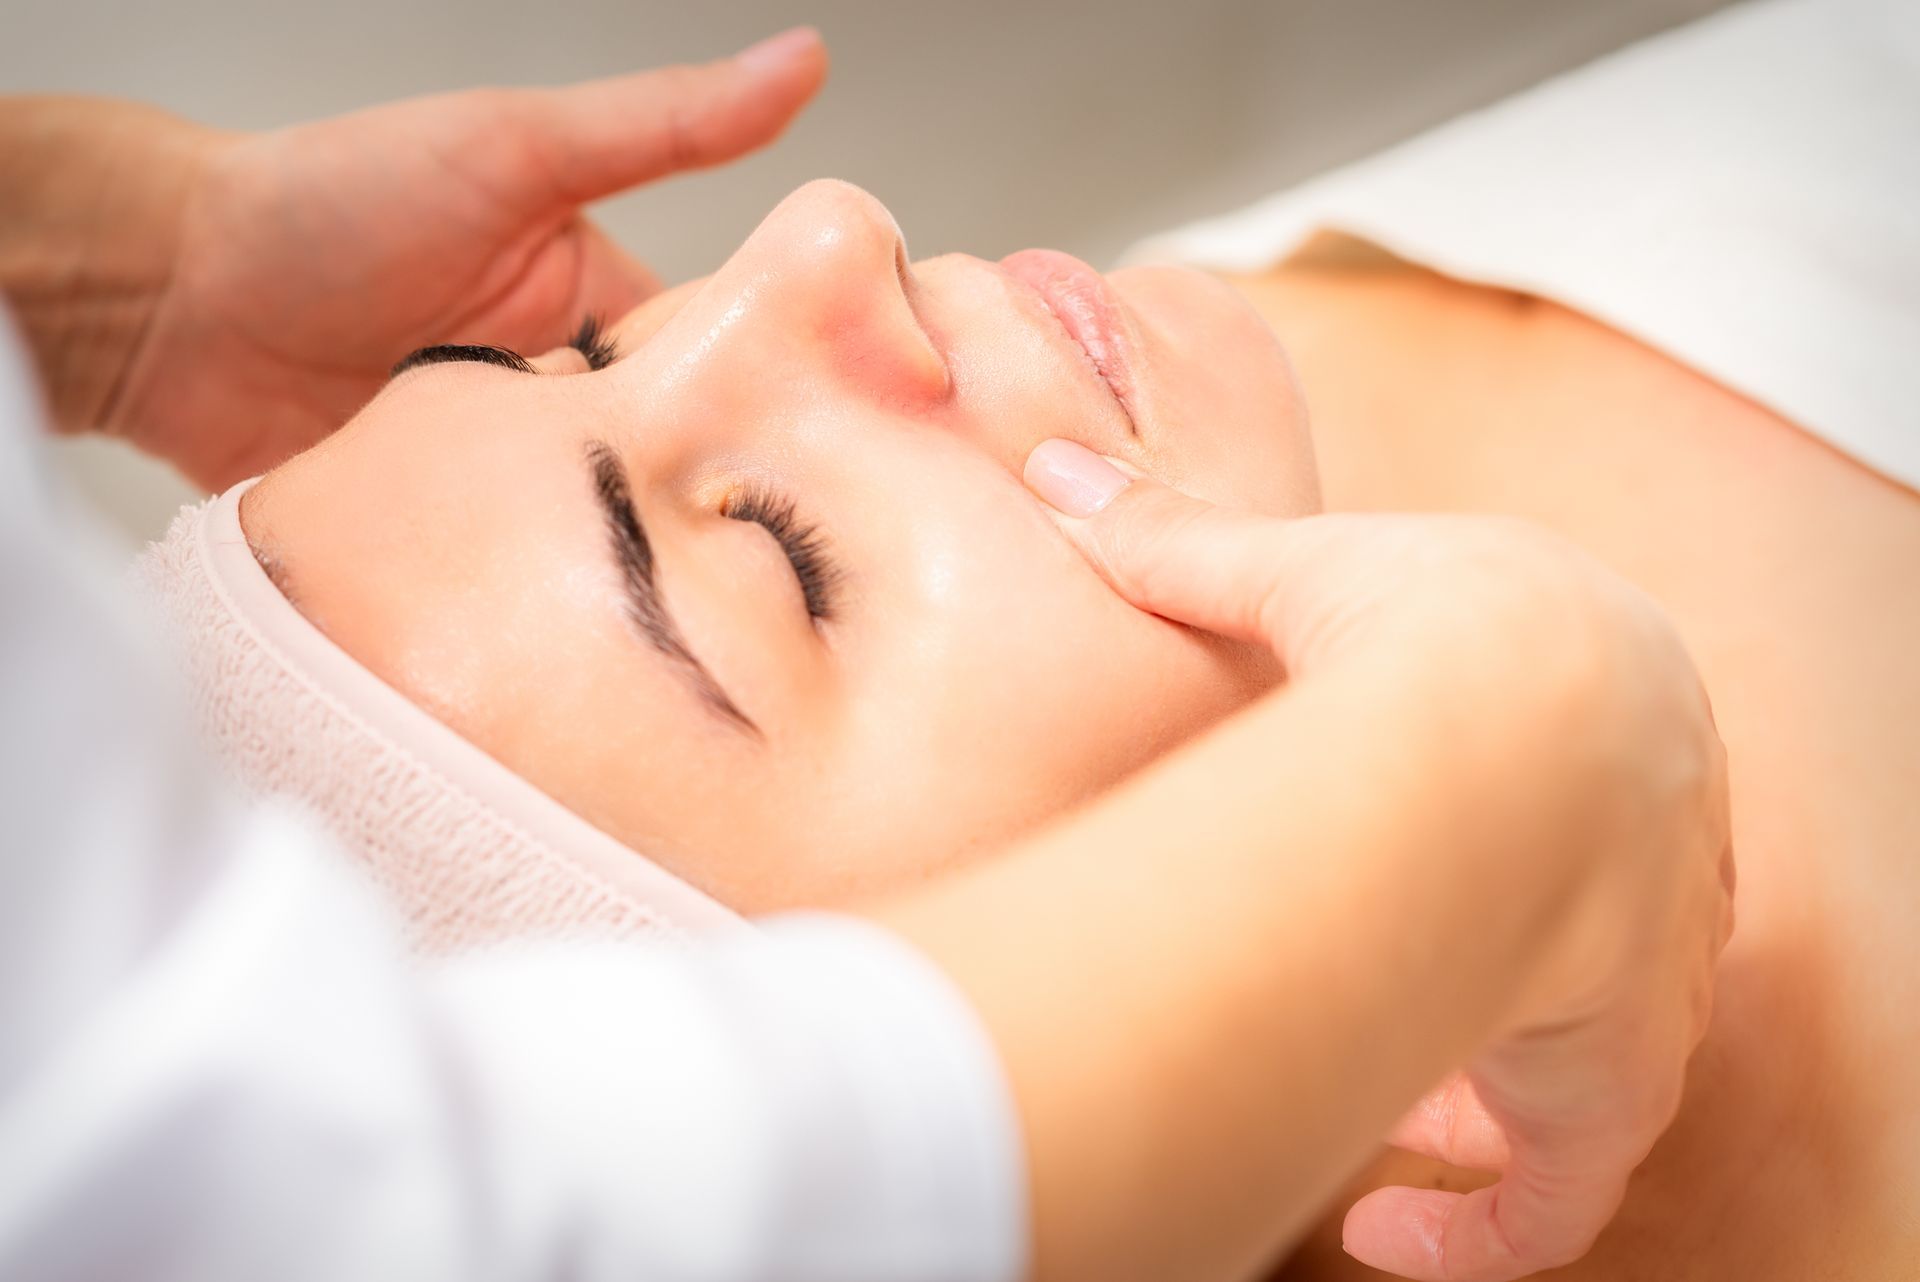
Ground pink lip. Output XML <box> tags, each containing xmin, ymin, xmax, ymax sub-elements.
<box><xmin>997</xmin><ymin>248</ymin><xmax>1138</xmax><ymax>429</ymax></box>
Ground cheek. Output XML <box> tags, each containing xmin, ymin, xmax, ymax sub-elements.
<box><xmin>996</xmin><ymin>575</ymin><xmax>1266</xmax><ymax>781</ymax></box>
<box><xmin>845</xmin><ymin>509</ymin><xmax>1269</xmax><ymax>855</ymax></box>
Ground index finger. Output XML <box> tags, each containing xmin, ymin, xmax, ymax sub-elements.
<box><xmin>487</xmin><ymin>27</ymin><xmax>828</xmax><ymax>206</ymax></box>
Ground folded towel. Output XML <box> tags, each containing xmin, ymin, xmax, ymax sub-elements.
<box><xmin>130</xmin><ymin>480</ymin><xmax>747</xmax><ymax>953</ymax></box>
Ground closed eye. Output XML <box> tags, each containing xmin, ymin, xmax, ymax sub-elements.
<box><xmin>723</xmin><ymin>487</ymin><xmax>842</xmax><ymax>623</ymax></box>
<box><xmin>567</xmin><ymin>314</ymin><xmax>621</xmax><ymax>371</ymax></box>
<box><xmin>389</xmin><ymin>314</ymin><xmax>623</xmax><ymax>379</ymax></box>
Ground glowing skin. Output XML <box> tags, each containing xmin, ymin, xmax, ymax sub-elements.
<box><xmin>241</xmin><ymin>180</ymin><xmax>1318</xmax><ymax>913</ymax></box>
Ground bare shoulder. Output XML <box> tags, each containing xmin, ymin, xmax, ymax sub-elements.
<box><xmin>1230</xmin><ymin>260</ymin><xmax>1920</xmax><ymax>1282</ymax></box>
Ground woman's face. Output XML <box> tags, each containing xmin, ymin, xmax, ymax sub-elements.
<box><xmin>243</xmin><ymin>180</ymin><xmax>1317</xmax><ymax>912</ymax></box>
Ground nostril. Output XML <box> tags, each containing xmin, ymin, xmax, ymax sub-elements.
<box><xmin>889</xmin><ymin>243</ymin><xmax>949</xmax><ymax>400</ymax></box>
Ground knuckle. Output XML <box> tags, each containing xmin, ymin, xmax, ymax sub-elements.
<box><xmin>660</xmin><ymin>104</ymin><xmax>699</xmax><ymax>171</ymax></box>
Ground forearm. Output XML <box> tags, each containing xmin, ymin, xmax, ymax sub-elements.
<box><xmin>0</xmin><ymin>96</ymin><xmax>217</xmax><ymax>435</ymax></box>
<box><xmin>874</xmin><ymin>654</ymin><xmax>1600</xmax><ymax>1282</ymax></box>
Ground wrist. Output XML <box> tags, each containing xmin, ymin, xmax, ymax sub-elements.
<box><xmin>1347</xmin><ymin>592</ymin><xmax>1635</xmax><ymax>1023</ymax></box>
<box><xmin>0</xmin><ymin>97</ymin><xmax>225</xmax><ymax>437</ymax></box>
<box><xmin>1426</xmin><ymin>599</ymin><xmax>1689</xmax><ymax>1036</ymax></box>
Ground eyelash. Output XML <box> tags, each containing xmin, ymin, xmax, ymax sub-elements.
<box><xmin>723</xmin><ymin>488</ymin><xmax>841</xmax><ymax>622</ymax></box>
<box><xmin>569</xmin><ymin>314</ymin><xmax>621</xmax><ymax>371</ymax></box>
<box><xmin>388</xmin><ymin>314</ymin><xmax>622</xmax><ymax>378</ymax></box>
<box><xmin>392</xmin><ymin>326</ymin><xmax>837</xmax><ymax>625</ymax></box>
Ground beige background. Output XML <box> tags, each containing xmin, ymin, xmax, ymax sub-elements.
<box><xmin>5</xmin><ymin>0</ymin><xmax>1735</xmax><ymax>543</ymax></box>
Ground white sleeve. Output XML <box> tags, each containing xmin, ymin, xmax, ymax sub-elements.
<box><xmin>0</xmin><ymin>311</ymin><xmax>1026</xmax><ymax>1282</ymax></box>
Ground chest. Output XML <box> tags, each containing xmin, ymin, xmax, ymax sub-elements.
<box><xmin>1235</xmin><ymin>263</ymin><xmax>1920</xmax><ymax>1281</ymax></box>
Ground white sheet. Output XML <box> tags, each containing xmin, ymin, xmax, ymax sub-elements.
<box><xmin>1128</xmin><ymin>0</ymin><xmax>1920</xmax><ymax>491</ymax></box>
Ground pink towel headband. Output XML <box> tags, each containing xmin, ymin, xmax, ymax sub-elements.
<box><xmin>132</xmin><ymin>479</ymin><xmax>747</xmax><ymax>953</ymax></box>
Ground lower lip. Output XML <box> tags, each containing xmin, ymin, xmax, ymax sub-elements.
<box><xmin>998</xmin><ymin>248</ymin><xmax>1137</xmax><ymax>423</ymax></box>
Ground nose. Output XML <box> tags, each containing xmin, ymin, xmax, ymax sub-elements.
<box><xmin>717</xmin><ymin>179</ymin><xmax>949</xmax><ymax>404</ymax></box>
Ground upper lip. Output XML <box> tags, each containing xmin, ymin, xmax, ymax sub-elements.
<box><xmin>995</xmin><ymin>249</ymin><xmax>1140</xmax><ymax>435</ymax></box>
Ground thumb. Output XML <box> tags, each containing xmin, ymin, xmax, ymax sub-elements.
<box><xmin>489</xmin><ymin>27</ymin><xmax>828</xmax><ymax>207</ymax></box>
<box><xmin>1022</xmin><ymin>438</ymin><xmax>1334</xmax><ymax>656</ymax></box>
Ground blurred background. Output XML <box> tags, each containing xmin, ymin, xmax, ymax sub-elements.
<box><xmin>7</xmin><ymin>0</ymin><xmax>1734</xmax><ymax>544</ymax></box>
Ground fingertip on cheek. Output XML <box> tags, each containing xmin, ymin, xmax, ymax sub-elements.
<box><xmin>1023</xmin><ymin>438</ymin><xmax>1130</xmax><ymax>518</ymax></box>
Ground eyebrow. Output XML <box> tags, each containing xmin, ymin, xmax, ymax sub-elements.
<box><xmin>390</xmin><ymin>343</ymin><xmax>537</xmax><ymax>379</ymax></box>
<box><xmin>585</xmin><ymin>441</ymin><xmax>759</xmax><ymax>737</ymax></box>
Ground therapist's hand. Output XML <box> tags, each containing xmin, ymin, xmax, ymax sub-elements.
<box><xmin>59</xmin><ymin>29</ymin><xmax>825</xmax><ymax>489</ymax></box>
<box><xmin>1023</xmin><ymin>440</ymin><xmax>1735</xmax><ymax>1282</ymax></box>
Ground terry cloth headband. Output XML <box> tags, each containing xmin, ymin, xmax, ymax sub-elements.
<box><xmin>130</xmin><ymin>479</ymin><xmax>748</xmax><ymax>953</ymax></box>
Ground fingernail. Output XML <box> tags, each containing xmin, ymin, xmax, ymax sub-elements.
<box><xmin>739</xmin><ymin>26</ymin><xmax>817</xmax><ymax>72</ymax></box>
<box><xmin>1024</xmin><ymin>439</ymin><xmax>1130</xmax><ymax>517</ymax></box>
